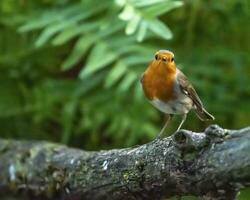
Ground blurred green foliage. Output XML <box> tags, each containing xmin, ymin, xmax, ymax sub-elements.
<box><xmin>0</xmin><ymin>0</ymin><xmax>249</xmax><ymax>146</ymax></box>
<box><xmin>0</xmin><ymin>0</ymin><xmax>250</xmax><ymax>198</ymax></box>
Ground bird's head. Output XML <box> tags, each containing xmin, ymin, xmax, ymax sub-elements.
<box><xmin>154</xmin><ymin>50</ymin><xmax>176</xmax><ymax>66</ymax></box>
<box><xmin>152</xmin><ymin>50</ymin><xmax>176</xmax><ymax>73</ymax></box>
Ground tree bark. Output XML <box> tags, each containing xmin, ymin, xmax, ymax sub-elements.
<box><xmin>0</xmin><ymin>125</ymin><xmax>250</xmax><ymax>200</ymax></box>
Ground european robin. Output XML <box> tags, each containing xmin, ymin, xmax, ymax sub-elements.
<box><xmin>141</xmin><ymin>50</ymin><xmax>214</xmax><ymax>137</ymax></box>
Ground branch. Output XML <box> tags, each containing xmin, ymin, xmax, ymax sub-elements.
<box><xmin>0</xmin><ymin>125</ymin><xmax>250</xmax><ymax>200</ymax></box>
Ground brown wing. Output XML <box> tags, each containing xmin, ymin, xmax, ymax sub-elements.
<box><xmin>176</xmin><ymin>69</ymin><xmax>203</xmax><ymax>112</ymax></box>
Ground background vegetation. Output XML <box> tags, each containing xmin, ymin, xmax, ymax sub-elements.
<box><xmin>0</xmin><ymin>0</ymin><xmax>249</xmax><ymax>199</ymax></box>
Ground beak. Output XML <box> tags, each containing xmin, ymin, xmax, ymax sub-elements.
<box><xmin>162</xmin><ymin>57</ymin><xmax>167</xmax><ymax>62</ymax></box>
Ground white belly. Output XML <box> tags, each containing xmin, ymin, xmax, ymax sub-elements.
<box><xmin>150</xmin><ymin>96</ymin><xmax>193</xmax><ymax>115</ymax></box>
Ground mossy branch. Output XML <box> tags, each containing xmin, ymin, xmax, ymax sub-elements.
<box><xmin>0</xmin><ymin>125</ymin><xmax>250</xmax><ymax>200</ymax></box>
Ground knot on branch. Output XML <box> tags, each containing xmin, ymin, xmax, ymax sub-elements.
<box><xmin>172</xmin><ymin>125</ymin><xmax>227</xmax><ymax>151</ymax></box>
<box><xmin>205</xmin><ymin>124</ymin><xmax>228</xmax><ymax>142</ymax></box>
<box><xmin>172</xmin><ymin>130</ymin><xmax>208</xmax><ymax>151</ymax></box>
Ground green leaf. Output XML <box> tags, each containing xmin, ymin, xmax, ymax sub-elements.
<box><xmin>19</xmin><ymin>2</ymin><xmax>107</xmax><ymax>32</ymax></box>
<box><xmin>97</xmin><ymin>22</ymin><xmax>124</xmax><ymax>38</ymax></box>
<box><xmin>79</xmin><ymin>43</ymin><xmax>118</xmax><ymax>79</ymax></box>
<box><xmin>124</xmin><ymin>54</ymin><xmax>150</xmax><ymax>65</ymax></box>
<box><xmin>52</xmin><ymin>24</ymin><xmax>80</xmax><ymax>45</ymax></box>
<box><xmin>137</xmin><ymin>21</ymin><xmax>148</xmax><ymax>42</ymax></box>
<box><xmin>35</xmin><ymin>16</ymin><xmax>97</xmax><ymax>47</ymax></box>
<box><xmin>125</xmin><ymin>15</ymin><xmax>141</xmax><ymax>35</ymax></box>
<box><xmin>61</xmin><ymin>35</ymin><xmax>95</xmax><ymax>70</ymax></box>
<box><xmin>18</xmin><ymin>5</ymin><xmax>83</xmax><ymax>32</ymax></box>
<box><xmin>118</xmin><ymin>72</ymin><xmax>138</xmax><ymax>91</ymax></box>
<box><xmin>119</xmin><ymin>4</ymin><xmax>136</xmax><ymax>21</ymax></box>
<box><xmin>115</xmin><ymin>0</ymin><xmax>126</xmax><ymax>7</ymax></box>
<box><xmin>107</xmin><ymin>36</ymin><xmax>136</xmax><ymax>50</ymax></box>
<box><xmin>52</xmin><ymin>22</ymin><xmax>103</xmax><ymax>45</ymax></box>
<box><xmin>133</xmin><ymin>0</ymin><xmax>166</xmax><ymax>7</ymax></box>
<box><xmin>142</xmin><ymin>1</ymin><xmax>183</xmax><ymax>17</ymax></box>
<box><xmin>104</xmin><ymin>61</ymin><xmax>127</xmax><ymax>88</ymax></box>
<box><xmin>147</xmin><ymin>19</ymin><xmax>172</xmax><ymax>40</ymax></box>
<box><xmin>18</xmin><ymin>11</ymin><xmax>61</xmax><ymax>32</ymax></box>
<box><xmin>35</xmin><ymin>23</ymin><xmax>68</xmax><ymax>47</ymax></box>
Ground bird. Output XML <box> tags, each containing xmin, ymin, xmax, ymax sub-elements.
<box><xmin>141</xmin><ymin>50</ymin><xmax>214</xmax><ymax>137</ymax></box>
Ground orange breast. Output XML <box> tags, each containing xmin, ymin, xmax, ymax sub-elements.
<box><xmin>142</xmin><ymin>61</ymin><xmax>176</xmax><ymax>102</ymax></box>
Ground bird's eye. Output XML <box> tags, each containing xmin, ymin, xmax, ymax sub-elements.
<box><xmin>155</xmin><ymin>54</ymin><xmax>158</xmax><ymax>60</ymax></box>
<box><xmin>171</xmin><ymin>57</ymin><xmax>175</xmax><ymax>62</ymax></box>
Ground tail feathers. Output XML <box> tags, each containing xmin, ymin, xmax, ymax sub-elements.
<box><xmin>195</xmin><ymin>108</ymin><xmax>215</xmax><ymax>121</ymax></box>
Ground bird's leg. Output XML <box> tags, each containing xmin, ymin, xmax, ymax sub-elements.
<box><xmin>176</xmin><ymin>114</ymin><xmax>187</xmax><ymax>132</ymax></box>
<box><xmin>157</xmin><ymin>114</ymin><xmax>173</xmax><ymax>138</ymax></box>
